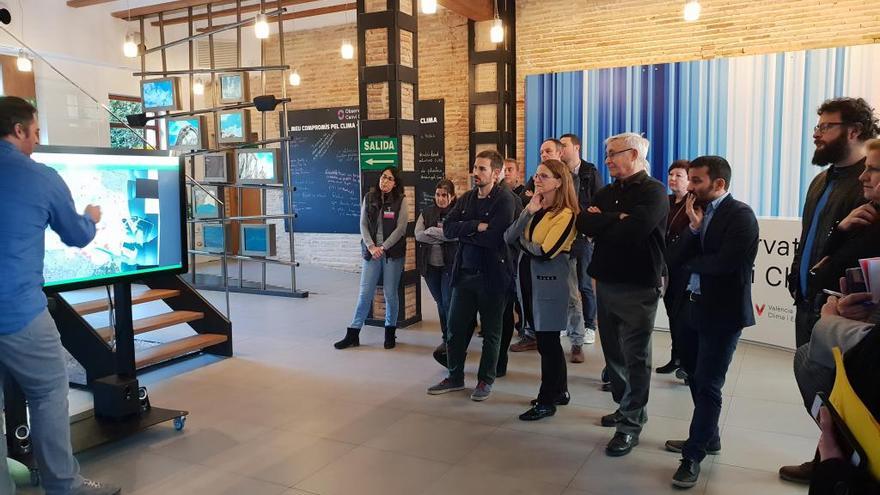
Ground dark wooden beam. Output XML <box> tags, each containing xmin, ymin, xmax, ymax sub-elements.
<box><xmin>438</xmin><ymin>0</ymin><xmax>493</xmax><ymax>21</ymax></box>
<box><xmin>150</xmin><ymin>0</ymin><xmax>317</xmax><ymax>26</ymax></box>
<box><xmin>111</xmin><ymin>0</ymin><xmax>240</xmax><ymax>19</ymax></box>
<box><xmin>67</xmin><ymin>0</ymin><xmax>116</xmax><ymax>6</ymax></box>
<box><xmin>194</xmin><ymin>3</ymin><xmax>354</xmax><ymax>31</ymax></box>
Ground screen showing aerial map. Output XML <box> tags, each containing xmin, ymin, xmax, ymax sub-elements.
<box><xmin>33</xmin><ymin>147</ymin><xmax>186</xmax><ymax>290</ymax></box>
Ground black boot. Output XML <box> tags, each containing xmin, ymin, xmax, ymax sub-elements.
<box><xmin>656</xmin><ymin>358</ymin><xmax>679</xmax><ymax>374</ymax></box>
<box><xmin>334</xmin><ymin>327</ymin><xmax>360</xmax><ymax>349</ymax></box>
<box><xmin>384</xmin><ymin>326</ymin><xmax>397</xmax><ymax>349</ymax></box>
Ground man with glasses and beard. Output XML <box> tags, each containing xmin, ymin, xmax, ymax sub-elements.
<box><xmin>788</xmin><ymin>98</ymin><xmax>879</xmax><ymax>350</ymax></box>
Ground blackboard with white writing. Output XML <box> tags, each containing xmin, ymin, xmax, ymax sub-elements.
<box><xmin>416</xmin><ymin>99</ymin><xmax>446</xmax><ymax>212</ymax></box>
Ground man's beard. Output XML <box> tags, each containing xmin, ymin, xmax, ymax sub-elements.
<box><xmin>812</xmin><ymin>132</ymin><xmax>849</xmax><ymax>166</ymax></box>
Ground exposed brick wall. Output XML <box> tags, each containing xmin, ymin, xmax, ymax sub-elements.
<box><xmin>514</xmin><ymin>0</ymin><xmax>880</xmax><ymax>161</ymax></box>
<box><xmin>261</xmin><ymin>9</ymin><xmax>469</xmax><ymax>271</ymax></box>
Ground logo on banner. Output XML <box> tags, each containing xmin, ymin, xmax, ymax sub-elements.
<box><xmin>337</xmin><ymin>109</ymin><xmax>345</xmax><ymax>120</ymax></box>
<box><xmin>755</xmin><ymin>304</ymin><xmax>766</xmax><ymax>316</ymax></box>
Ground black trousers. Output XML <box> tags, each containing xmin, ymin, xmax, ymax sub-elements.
<box><xmin>795</xmin><ymin>300</ymin><xmax>821</xmax><ymax>348</ymax></box>
<box><xmin>496</xmin><ymin>294</ymin><xmax>516</xmax><ymax>376</ymax></box>
<box><xmin>536</xmin><ymin>331</ymin><xmax>567</xmax><ymax>405</ymax></box>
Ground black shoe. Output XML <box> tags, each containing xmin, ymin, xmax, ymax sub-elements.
<box><xmin>600</xmin><ymin>382</ymin><xmax>612</xmax><ymax>392</ymax></box>
<box><xmin>601</xmin><ymin>367</ymin><xmax>610</xmax><ymax>383</ymax></box>
<box><xmin>605</xmin><ymin>432</ymin><xmax>638</xmax><ymax>457</ymax></box>
<box><xmin>384</xmin><ymin>326</ymin><xmax>397</xmax><ymax>349</ymax></box>
<box><xmin>665</xmin><ymin>439</ymin><xmax>721</xmax><ymax>455</ymax></box>
<box><xmin>519</xmin><ymin>403</ymin><xmax>557</xmax><ymax>421</ymax></box>
<box><xmin>600</xmin><ymin>410</ymin><xmax>624</xmax><ymax>427</ymax></box>
<box><xmin>334</xmin><ymin>327</ymin><xmax>360</xmax><ymax>349</ymax></box>
<box><xmin>432</xmin><ymin>343</ymin><xmax>448</xmax><ymax>367</ymax></box>
<box><xmin>530</xmin><ymin>391</ymin><xmax>570</xmax><ymax>406</ymax></box>
<box><xmin>672</xmin><ymin>458</ymin><xmax>700</xmax><ymax>488</ymax></box>
<box><xmin>675</xmin><ymin>368</ymin><xmax>689</xmax><ymax>381</ymax></box>
<box><xmin>656</xmin><ymin>359</ymin><xmax>679</xmax><ymax>374</ymax></box>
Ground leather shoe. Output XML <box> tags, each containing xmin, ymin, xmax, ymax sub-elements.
<box><xmin>600</xmin><ymin>410</ymin><xmax>624</xmax><ymax>427</ymax></box>
<box><xmin>530</xmin><ymin>391</ymin><xmax>570</xmax><ymax>406</ymax></box>
<box><xmin>605</xmin><ymin>432</ymin><xmax>638</xmax><ymax>457</ymax></box>
<box><xmin>672</xmin><ymin>458</ymin><xmax>700</xmax><ymax>488</ymax></box>
<box><xmin>779</xmin><ymin>460</ymin><xmax>814</xmax><ymax>484</ymax></box>
<box><xmin>600</xmin><ymin>382</ymin><xmax>612</xmax><ymax>392</ymax></box>
<box><xmin>519</xmin><ymin>403</ymin><xmax>557</xmax><ymax>421</ymax></box>
<box><xmin>432</xmin><ymin>343</ymin><xmax>448</xmax><ymax>367</ymax></box>
<box><xmin>655</xmin><ymin>359</ymin><xmax>679</xmax><ymax>374</ymax></box>
<box><xmin>570</xmin><ymin>345</ymin><xmax>585</xmax><ymax>363</ymax></box>
<box><xmin>665</xmin><ymin>439</ymin><xmax>721</xmax><ymax>455</ymax></box>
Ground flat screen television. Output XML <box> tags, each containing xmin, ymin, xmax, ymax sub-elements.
<box><xmin>217</xmin><ymin>109</ymin><xmax>250</xmax><ymax>144</ymax></box>
<box><xmin>236</xmin><ymin>148</ymin><xmax>280</xmax><ymax>184</ymax></box>
<box><xmin>240</xmin><ymin>223</ymin><xmax>276</xmax><ymax>257</ymax></box>
<box><xmin>140</xmin><ymin>77</ymin><xmax>181</xmax><ymax>112</ymax></box>
<box><xmin>166</xmin><ymin>115</ymin><xmax>206</xmax><ymax>151</ymax></box>
<box><xmin>33</xmin><ymin>146</ymin><xmax>187</xmax><ymax>292</ymax></box>
<box><xmin>199</xmin><ymin>151</ymin><xmax>232</xmax><ymax>183</ymax></box>
<box><xmin>201</xmin><ymin>224</ymin><xmax>227</xmax><ymax>253</ymax></box>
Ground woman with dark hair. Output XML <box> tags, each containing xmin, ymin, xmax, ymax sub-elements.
<box><xmin>415</xmin><ymin>178</ymin><xmax>457</xmax><ymax>361</ymax></box>
<box><xmin>335</xmin><ymin>166</ymin><xmax>409</xmax><ymax>350</ymax></box>
<box><xmin>505</xmin><ymin>159</ymin><xmax>579</xmax><ymax>421</ymax></box>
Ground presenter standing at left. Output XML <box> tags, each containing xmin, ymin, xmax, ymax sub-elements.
<box><xmin>0</xmin><ymin>96</ymin><xmax>119</xmax><ymax>495</ymax></box>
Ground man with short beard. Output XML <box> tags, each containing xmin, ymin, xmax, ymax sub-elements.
<box><xmin>788</xmin><ymin>97</ymin><xmax>879</xmax><ymax>350</ymax></box>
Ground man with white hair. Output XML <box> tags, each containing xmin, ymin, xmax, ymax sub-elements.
<box><xmin>576</xmin><ymin>132</ymin><xmax>669</xmax><ymax>457</ymax></box>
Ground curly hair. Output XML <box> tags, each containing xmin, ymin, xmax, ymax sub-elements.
<box><xmin>817</xmin><ymin>97</ymin><xmax>880</xmax><ymax>141</ymax></box>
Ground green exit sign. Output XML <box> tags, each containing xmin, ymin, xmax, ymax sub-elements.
<box><xmin>360</xmin><ymin>137</ymin><xmax>399</xmax><ymax>171</ymax></box>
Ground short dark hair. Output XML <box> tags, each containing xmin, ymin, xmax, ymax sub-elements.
<box><xmin>476</xmin><ymin>149</ymin><xmax>504</xmax><ymax>170</ymax></box>
<box><xmin>559</xmin><ymin>133</ymin><xmax>581</xmax><ymax>147</ymax></box>
<box><xmin>0</xmin><ymin>96</ymin><xmax>37</xmax><ymax>138</ymax></box>
<box><xmin>541</xmin><ymin>138</ymin><xmax>563</xmax><ymax>151</ymax></box>
<box><xmin>435</xmin><ymin>178</ymin><xmax>456</xmax><ymax>197</ymax></box>
<box><xmin>817</xmin><ymin>97</ymin><xmax>880</xmax><ymax>141</ymax></box>
<box><xmin>668</xmin><ymin>159</ymin><xmax>690</xmax><ymax>173</ymax></box>
<box><xmin>688</xmin><ymin>156</ymin><xmax>732</xmax><ymax>190</ymax></box>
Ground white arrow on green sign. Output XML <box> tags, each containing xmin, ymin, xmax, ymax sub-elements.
<box><xmin>360</xmin><ymin>137</ymin><xmax>399</xmax><ymax>171</ymax></box>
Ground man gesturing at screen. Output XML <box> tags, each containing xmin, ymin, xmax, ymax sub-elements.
<box><xmin>0</xmin><ymin>96</ymin><xmax>120</xmax><ymax>495</ymax></box>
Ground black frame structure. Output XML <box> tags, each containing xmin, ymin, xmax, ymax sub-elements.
<box><xmin>34</xmin><ymin>145</ymin><xmax>189</xmax><ymax>292</ymax></box>
<box><xmin>356</xmin><ymin>0</ymin><xmax>421</xmax><ymax>328</ymax></box>
<box><xmin>468</xmin><ymin>0</ymin><xmax>517</xmax><ymax>166</ymax></box>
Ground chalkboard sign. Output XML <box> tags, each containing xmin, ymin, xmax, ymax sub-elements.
<box><xmin>284</xmin><ymin>107</ymin><xmax>361</xmax><ymax>234</ymax></box>
<box><xmin>416</xmin><ymin>99</ymin><xmax>446</xmax><ymax>212</ymax></box>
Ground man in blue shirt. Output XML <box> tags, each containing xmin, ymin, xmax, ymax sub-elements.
<box><xmin>0</xmin><ymin>96</ymin><xmax>119</xmax><ymax>495</ymax></box>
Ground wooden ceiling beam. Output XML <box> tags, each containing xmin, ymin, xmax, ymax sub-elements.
<box><xmin>67</xmin><ymin>0</ymin><xmax>116</xmax><ymax>7</ymax></box>
<box><xmin>437</xmin><ymin>0</ymin><xmax>494</xmax><ymax>21</ymax></box>
<box><xmin>150</xmin><ymin>0</ymin><xmax>317</xmax><ymax>26</ymax></box>
<box><xmin>195</xmin><ymin>3</ymin><xmax>354</xmax><ymax>32</ymax></box>
<box><xmin>111</xmin><ymin>0</ymin><xmax>239</xmax><ymax>19</ymax></box>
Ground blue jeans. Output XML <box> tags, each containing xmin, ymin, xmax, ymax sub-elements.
<box><xmin>350</xmin><ymin>256</ymin><xmax>404</xmax><ymax>328</ymax></box>
<box><xmin>678</xmin><ymin>300</ymin><xmax>742</xmax><ymax>463</ymax></box>
<box><xmin>0</xmin><ymin>310</ymin><xmax>83</xmax><ymax>494</ymax></box>
<box><xmin>423</xmin><ymin>265</ymin><xmax>453</xmax><ymax>342</ymax></box>
<box><xmin>572</xmin><ymin>238</ymin><xmax>597</xmax><ymax>329</ymax></box>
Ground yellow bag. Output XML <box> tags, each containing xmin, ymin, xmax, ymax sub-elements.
<box><xmin>829</xmin><ymin>346</ymin><xmax>880</xmax><ymax>479</ymax></box>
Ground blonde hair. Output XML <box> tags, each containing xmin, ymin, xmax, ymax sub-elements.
<box><xmin>867</xmin><ymin>138</ymin><xmax>880</xmax><ymax>153</ymax></box>
<box><xmin>538</xmin><ymin>159</ymin><xmax>580</xmax><ymax>215</ymax></box>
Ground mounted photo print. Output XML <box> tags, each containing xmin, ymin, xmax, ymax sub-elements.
<box><xmin>166</xmin><ymin>115</ymin><xmax>206</xmax><ymax>151</ymax></box>
<box><xmin>218</xmin><ymin>72</ymin><xmax>249</xmax><ymax>104</ymax></box>
<box><xmin>140</xmin><ymin>77</ymin><xmax>181</xmax><ymax>112</ymax></box>
<box><xmin>217</xmin><ymin>109</ymin><xmax>250</xmax><ymax>144</ymax></box>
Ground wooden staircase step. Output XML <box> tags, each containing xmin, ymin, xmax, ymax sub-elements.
<box><xmin>135</xmin><ymin>334</ymin><xmax>229</xmax><ymax>369</ymax></box>
<box><xmin>72</xmin><ymin>289</ymin><xmax>182</xmax><ymax>316</ymax></box>
<box><xmin>94</xmin><ymin>310</ymin><xmax>204</xmax><ymax>342</ymax></box>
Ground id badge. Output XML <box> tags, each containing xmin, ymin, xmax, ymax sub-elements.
<box><xmin>383</xmin><ymin>210</ymin><xmax>396</xmax><ymax>220</ymax></box>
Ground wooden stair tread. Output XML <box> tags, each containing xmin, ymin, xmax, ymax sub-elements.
<box><xmin>72</xmin><ymin>289</ymin><xmax>181</xmax><ymax>316</ymax></box>
<box><xmin>135</xmin><ymin>334</ymin><xmax>228</xmax><ymax>369</ymax></box>
<box><xmin>94</xmin><ymin>310</ymin><xmax>204</xmax><ymax>341</ymax></box>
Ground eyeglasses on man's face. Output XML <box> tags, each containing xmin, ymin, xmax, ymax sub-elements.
<box><xmin>813</xmin><ymin>122</ymin><xmax>849</xmax><ymax>134</ymax></box>
<box><xmin>605</xmin><ymin>148</ymin><xmax>634</xmax><ymax>160</ymax></box>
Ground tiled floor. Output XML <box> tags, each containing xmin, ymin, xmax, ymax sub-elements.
<box><xmin>20</xmin><ymin>265</ymin><xmax>813</xmax><ymax>494</ymax></box>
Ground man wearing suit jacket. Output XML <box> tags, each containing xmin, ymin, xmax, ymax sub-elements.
<box><xmin>663</xmin><ymin>156</ymin><xmax>759</xmax><ymax>489</ymax></box>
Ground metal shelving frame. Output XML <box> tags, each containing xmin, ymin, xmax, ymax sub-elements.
<box><xmin>130</xmin><ymin>0</ymin><xmax>307</xmax><ymax>299</ymax></box>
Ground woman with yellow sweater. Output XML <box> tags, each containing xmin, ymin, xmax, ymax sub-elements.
<box><xmin>505</xmin><ymin>159</ymin><xmax>579</xmax><ymax>421</ymax></box>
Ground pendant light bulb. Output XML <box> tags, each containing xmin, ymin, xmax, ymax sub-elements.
<box><xmin>192</xmin><ymin>79</ymin><xmax>205</xmax><ymax>96</ymax></box>
<box><xmin>683</xmin><ymin>0</ymin><xmax>702</xmax><ymax>22</ymax></box>
<box><xmin>289</xmin><ymin>70</ymin><xmax>301</xmax><ymax>86</ymax></box>
<box><xmin>341</xmin><ymin>40</ymin><xmax>354</xmax><ymax>60</ymax></box>
<box><xmin>421</xmin><ymin>0</ymin><xmax>437</xmax><ymax>14</ymax></box>
<box><xmin>16</xmin><ymin>50</ymin><xmax>32</xmax><ymax>72</ymax></box>
<box><xmin>254</xmin><ymin>13</ymin><xmax>270</xmax><ymax>39</ymax></box>
<box><xmin>490</xmin><ymin>18</ymin><xmax>504</xmax><ymax>44</ymax></box>
<box><xmin>123</xmin><ymin>32</ymin><xmax>140</xmax><ymax>58</ymax></box>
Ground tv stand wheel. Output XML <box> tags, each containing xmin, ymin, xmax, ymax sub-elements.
<box><xmin>174</xmin><ymin>416</ymin><xmax>187</xmax><ymax>431</ymax></box>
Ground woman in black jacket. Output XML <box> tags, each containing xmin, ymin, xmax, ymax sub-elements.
<box><xmin>335</xmin><ymin>166</ymin><xmax>409</xmax><ymax>350</ymax></box>
<box><xmin>415</xmin><ymin>179</ymin><xmax>457</xmax><ymax>359</ymax></box>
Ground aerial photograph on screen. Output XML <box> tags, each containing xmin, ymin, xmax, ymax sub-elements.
<box><xmin>34</xmin><ymin>151</ymin><xmax>183</xmax><ymax>289</ymax></box>
<box><xmin>219</xmin><ymin>112</ymin><xmax>244</xmax><ymax>140</ymax></box>
<box><xmin>167</xmin><ymin>117</ymin><xmax>201</xmax><ymax>148</ymax></box>
<box><xmin>238</xmin><ymin>151</ymin><xmax>276</xmax><ymax>181</ymax></box>
<box><xmin>142</xmin><ymin>79</ymin><xmax>176</xmax><ymax>110</ymax></box>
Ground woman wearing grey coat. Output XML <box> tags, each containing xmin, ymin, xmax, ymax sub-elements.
<box><xmin>505</xmin><ymin>159</ymin><xmax>579</xmax><ymax>421</ymax></box>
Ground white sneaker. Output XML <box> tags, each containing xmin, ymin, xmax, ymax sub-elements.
<box><xmin>583</xmin><ymin>328</ymin><xmax>596</xmax><ymax>345</ymax></box>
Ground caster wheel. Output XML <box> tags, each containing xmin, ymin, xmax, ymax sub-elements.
<box><xmin>174</xmin><ymin>416</ymin><xmax>187</xmax><ymax>431</ymax></box>
<box><xmin>30</xmin><ymin>469</ymin><xmax>40</xmax><ymax>487</ymax></box>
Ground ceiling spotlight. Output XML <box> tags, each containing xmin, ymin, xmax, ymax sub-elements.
<box><xmin>683</xmin><ymin>0</ymin><xmax>702</xmax><ymax>22</ymax></box>
<box><xmin>254</xmin><ymin>13</ymin><xmax>270</xmax><ymax>39</ymax></box>
<box><xmin>340</xmin><ymin>40</ymin><xmax>354</xmax><ymax>60</ymax></box>
<box><xmin>16</xmin><ymin>50</ymin><xmax>32</xmax><ymax>72</ymax></box>
<box><xmin>123</xmin><ymin>32</ymin><xmax>140</xmax><ymax>58</ymax></box>
<box><xmin>490</xmin><ymin>18</ymin><xmax>504</xmax><ymax>44</ymax></box>
<box><xmin>421</xmin><ymin>0</ymin><xmax>437</xmax><ymax>14</ymax></box>
<box><xmin>288</xmin><ymin>70</ymin><xmax>301</xmax><ymax>86</ymax></box>
<box><xmin>192</xmin><ymin>79</ymin><xmax>205</xmax><ymax>96</ymax></box>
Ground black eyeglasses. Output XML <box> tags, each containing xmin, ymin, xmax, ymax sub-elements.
<box><xmin>813</xmin><ymin>122</ymin><xmax>849</xmax><ymax>133</ymax></box>
<box><xmin>605</xmin><ymin>148</ymin><xmax>634</xmax><ymax>159</ymax></box>
<box><xmin>534</xmin><ymin>172</ymin><xmax>559</xmax><ymax>180</ymax></box>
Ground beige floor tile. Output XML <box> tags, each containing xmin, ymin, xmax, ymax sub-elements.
<box><xmin>732</xmin><ymin>370</ymin><xmax>804</xmax><ymax>405</ymax></box>
<box><xmin>364</xmin><ymin>412</ymin><xmax>496</xmax><ymax>463</ymax></box>
<box><xmin>570</xmin><ymin>448</ymin><xmax>709</xmax><ymax>495</ymax></box>
<box><xmin>704</xmin><ymin>463</ymin><xmax>808</xmax><ymax>495</ymax></box>
<box><xmin>127</xmin><ymin>463</ymin><xmax>288</xmax><ymax>495</ymax></box>
<box><xmin>714</xmin><ymin>425</ymin><xmax>819</xmax><ymax>473</ymax></box>
<box><xmin>422</xmin><ymin>465</ymin><xmax>567</xmax><ymax>495</ymax></box>
<box><xmin>459</xmin><ymin>427</ymin><xmax>594</xmax><ymax>486</ymax></box>
<box><xmin>295</xmin><ymin>445</ymin><xmax>452</xmax><ymax>495</ymax></box>
<box><xmin>724</xmin><ymin>396</ymin><xmax>818</xmax><ymax>439</ymax></box>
